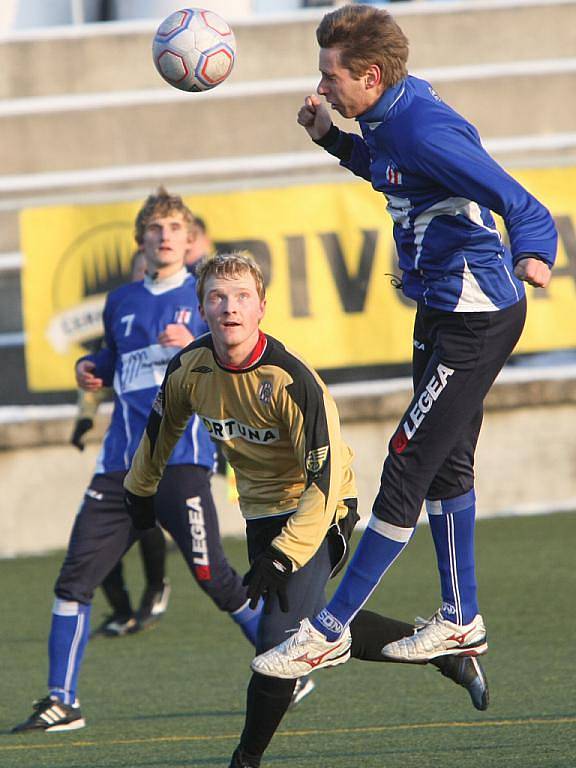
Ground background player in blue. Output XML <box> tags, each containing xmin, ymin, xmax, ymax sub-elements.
<box><xmin>71</xmin><ymin>248</ymin><xmax>172</xmax><ymax>638</ymax></box>
<box><xmin>12</xmin><ymin>188</ymin><xmax>261</xmax><ymax>733</ymax></box>
<box><xmin>252</xmin><ymin>5</ymin><xmax>557</xmax><ymax>679</ymax></box>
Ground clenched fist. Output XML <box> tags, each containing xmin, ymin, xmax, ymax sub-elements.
<box><xmin>297</xmin><ymin>94</ymin><xmax>333</xmax><ymax>141</ymax></box>
<box><xmin>514</xmin><ymin>256</ymin><xmax>551</xmax><ymax>288</ymax></box>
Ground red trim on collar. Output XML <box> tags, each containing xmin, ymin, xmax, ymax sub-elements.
<box><xmin>217</xmin><ymin>331</ymin><xmax>267</xmax><ymax>371</ymax></box>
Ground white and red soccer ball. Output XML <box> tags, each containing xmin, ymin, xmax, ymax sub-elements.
<box><xmin>152</xmin><ymin>8</ymin><xmax>236</xmax><ymax>92</ymax></box>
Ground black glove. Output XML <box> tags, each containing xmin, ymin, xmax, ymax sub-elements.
<box><xmin>124</xmin><ymin>489</ymin><xmax>156</xmax><ymax>531</ymax></box>
<box><xmin>243</xmin><ymin>545</ymin><xmax>293</xmax><ymax>614</ymax></box>
<box><xmin>70</xmin><ymin>418</ymin><xmax>94</xmax><ymax>451</ymax></box>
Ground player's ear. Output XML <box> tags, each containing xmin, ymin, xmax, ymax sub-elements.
<box><xmin>199</xmin><ymin>302</ymin><xmax>206</xmax><ymax>320</ymax></box>
<box><xmin>364</xmin><ymin>64</ymin><xmax>382</xmax><ymax>90</ymax></box>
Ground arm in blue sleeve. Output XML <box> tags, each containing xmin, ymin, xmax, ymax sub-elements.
<box><xmin>313</xmin><ymin>124</ymin><xmax>372</xmax><ymax>182</ymax></box>
<box><xmin>412</xmin><ymin>123</ymin><xmax>557</xmax><ymax>267</ymax></box>
<box><xmin>76</xmin><ymin>295</ymin><xmax>117</xmax><ymax>386</ymax></box>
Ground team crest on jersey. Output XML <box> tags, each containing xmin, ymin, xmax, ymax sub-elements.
<box><xmin>385</xmin><ymin>163</ymin><xmax>403</xmax><ymax>186</ymax></box>
<box><xmin>174</xmin><ymin>306</ymin><xmax>192</xmax><ymax>324</ymax></box>
<box><xmin>306</xmin><ymin>445</ymin><xmax>329</xmax><ymax>474</ymax></box>
<box><xmin>152</xmin><ymin>389</ymin><xmax>164</xmax><ymax>416</ymax></box>
<box><xmin>258</xmin><ymin>380</ymin><xmax>273</xmax><ymax>405</ymax></box>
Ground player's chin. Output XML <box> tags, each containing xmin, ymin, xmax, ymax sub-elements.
<box><xmin>330</xmin><ymin>103</ymin><xmax>348</xmax><ymax>118</ymax></box>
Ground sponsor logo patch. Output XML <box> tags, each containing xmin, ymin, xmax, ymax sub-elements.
<box><xmin>392</xmin><ymin>363</ymin><xmax>455</xmax><ymax>453</ymax></box>
<box><xmin>187</xmin><ymin>495</ymin><xmax>211</xmax><ymax>579</ymax></box>
<box><xmin>190</xmin><ymin>365</ymin><xmax>213</xmax><ymax>374</ymax></box>
<box><xmin>200</xmin><ymin>415</ymin><xmax>280</xmax><ymax>444</ymax></box>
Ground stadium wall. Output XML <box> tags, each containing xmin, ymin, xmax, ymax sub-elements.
<box><xmin>1</xmin><ymin>367</ymin><xmax>575</xmax><ymax>558</ymax></box>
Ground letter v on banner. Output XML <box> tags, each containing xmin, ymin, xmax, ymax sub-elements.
<box><xmin>392</xmin><ymin>362</ymin><xmax>455</xmax><ymax>453</ymax></box>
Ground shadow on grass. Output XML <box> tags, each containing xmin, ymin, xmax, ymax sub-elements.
<box><xmin>113</xmin><ymin>709</ymin><xmax>243</xmax><ymax>721</ymax></box>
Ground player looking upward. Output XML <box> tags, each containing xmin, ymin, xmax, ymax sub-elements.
<box><xmin>123</xmin><ymin>253</ymin><xmax>490</xmax><ymax>768</ymax></box>
<box><xmin>252</xmin><ymin>4</ymin><xmax>557</xmax><ymax>680</ymax></box>
<box><xmin>12</xmin><ymin>189</ymin><xmax>262</xmax><ymax>734</ymax></box>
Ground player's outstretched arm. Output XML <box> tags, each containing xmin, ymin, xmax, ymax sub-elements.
<box><xmin>297</xmin><ymin>94</ymin><xmax>332</xmax><ymax>141</ymax></box>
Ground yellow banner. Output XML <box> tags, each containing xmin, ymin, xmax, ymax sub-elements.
<box><xmin>21</xmin><ymin>169</ymin><xmax>576</xmax><ymax>391</ymax></box>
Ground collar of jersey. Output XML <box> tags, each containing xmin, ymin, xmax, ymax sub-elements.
<box><xmin>144</xmin><ymin>266</ymin><xmax>190</xmax><ymax>295</ymax></box>
<box><xmin>356</xmin><ymin>77</ymin><xmax>407</xmax><ymax>127</ymax></box>
<box><xmin>214</xmin><ymin>330</ymin><xmax>268</xmax><ymax>372</ymax></box>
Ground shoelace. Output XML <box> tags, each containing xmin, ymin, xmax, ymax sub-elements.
<box><xmin>283</xmin><ymin>623</ymin><xmax>313</xmax><ymax>652</ymax></box>
<box><xmin>414</xmin><ymin>610</ymin><xmax>444</xmax><ymax>632</ymax></box>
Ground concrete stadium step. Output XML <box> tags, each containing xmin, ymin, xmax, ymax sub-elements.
<box><xmin>0</xmin><ymin>0</ymin><xmax>574</xmax><ymax>100</ymax></box>
<box><xmin>0</xmin><ymin>59</ymin><xmax>574</xmax><ymax>176</ymax></box>
<box><xmin>0</xmin><ymin>130</ymin><xmax>574</xmax><ymax>251</ymax></box>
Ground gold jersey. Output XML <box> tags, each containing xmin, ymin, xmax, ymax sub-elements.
<box><xmin>125</xmin><ymin>333</ymin><xmax>357</xmax><ymax>570</ymax></box>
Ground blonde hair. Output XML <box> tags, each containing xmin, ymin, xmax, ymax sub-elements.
<box><xmin>134</xmin><ymin>186</ymin><xmax>195</xmax><ymax>245</ymax></box>
<box><xmin>316</xmin><ymin>5</ymin><xmax>408</xmax><ymax>89</ymax></box>
<box><xmin>196</xmin><ymin>252</ymin><xmax>266</xmax><ymax>304</ymax></box>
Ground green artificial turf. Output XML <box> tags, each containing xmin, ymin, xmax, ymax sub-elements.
<box><xmin>1</xmin><ymin>512</ymin><xmax>574</xmax><ymax>767</ymax></box>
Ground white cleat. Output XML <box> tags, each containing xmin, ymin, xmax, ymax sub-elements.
<box><xmin>382</xmin><ymin>610</ymin><xmax>488</xmax><ymax>662</ymax></box>
<box><xmin>251</xmin><ymin>618</ymin><xmax>352</xmax><ymax>679</ymax></box>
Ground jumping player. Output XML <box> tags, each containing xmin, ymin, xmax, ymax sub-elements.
<box><xmin>123</xmin><ymin>253</ymin><xmax>490</xmax><ymax>768</ymax></box>
<box><xmin>12</xmin><ymin>189</ymin><xmax>262</xmax><ymax>734</ymax></box>
<box><xmin>252</xmin><ymin>5</ymin><xmax>557</xmax><ymax>679</ymax></box>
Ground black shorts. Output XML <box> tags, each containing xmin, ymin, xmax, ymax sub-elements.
<box><xmin>55</xmin><ymin>465</ymin><xmax>246</xmax><ymax>612</ymax></box>
<box><xmin>373</xmin><ymin>298</ymin><xmax>527</xmax><ymax>527</ymax></box>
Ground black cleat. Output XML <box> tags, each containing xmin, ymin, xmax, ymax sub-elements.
<box><xmin>229</xmin><ymin>746</ymin><xmax>261</xmax><ymax>767</ymax></box>
<box><xmin>92</xmin><ymin>612</ymin><xmax>139</xmax><ymax>638</ymax></box>
<box><xmin>136</xmin><ymin>578</ymin><xmax>171</xmax><ymax>629</ymax></box>
<box><xmin>435</xmin><ymin>655</ymin><xmax>490</xmax><ymax>711</ymax></box>
<box><xmin>288</xmin><ymin>676</ymin><xmax>316</xmax><ymax>710</ymax></box>
<box><xmin>12</xmin><ymin>695</ymin><xmax>85</xmax><ymax>733</ymax></box>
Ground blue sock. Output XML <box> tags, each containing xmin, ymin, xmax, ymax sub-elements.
<box><xmin>426</xmin><ymin>489</ymin><xmax>478</xmax><ymax>625</ymax></box>
<box><xmin>312</xmin><ymin>516</ymin><xmax>413</xmax><ymax>641</ymax></box>
<box><xmin>231</xmin><ymin>599</ymin><xmax>263</xmax><ymax>646</ymax></box>
<box><xmin>48</xmin><ymin>599</ymin><xmax>91</xmax><ymax>705</ymax></box>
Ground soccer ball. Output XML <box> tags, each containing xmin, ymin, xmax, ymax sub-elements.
<box><xmin>152</xmin><ymin>8</ymin><xmax>236</xmax><ymax>92</ymax></box>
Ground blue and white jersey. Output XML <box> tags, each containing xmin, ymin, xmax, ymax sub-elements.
<box><xmin>335</xmin><ymin>75</ymin><xmax>557</xmax><ymax>311</ymax></box>
<box><xmin>84</xmin><ymin>267</ymin><xmax>217</xmax><ymax>474</ymax></box>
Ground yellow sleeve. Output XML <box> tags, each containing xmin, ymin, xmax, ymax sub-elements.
<box><xmin>124</xmin><ymin>354</ymin><xmax>194</xmax><ymax>496</ymax></box>
<box><xmin>271</xmin><ymin>374</ymin><xmax>344</xmax><ymax>571</ymax></box>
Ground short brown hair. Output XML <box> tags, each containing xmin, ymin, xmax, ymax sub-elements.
<box><xmin>316</xmin><ymin>5</ymin><xmax>408</xmax><ymax>89</ymax></box>
<box><xmin>134</xmin><ymin>186</ymin><xmax>195</xmax><ymax>245</ymax></box>
<box><xmin>196</xmin><ymin>252</ymin><xmax>266</xmax><ymax>304</ymax></box>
